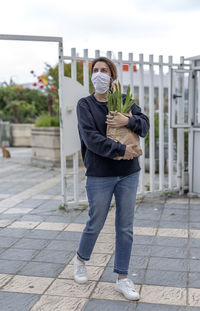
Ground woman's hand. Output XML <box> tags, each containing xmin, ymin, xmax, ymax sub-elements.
<box><xmin>106</xmin><ymin>111</ymin><xmax>129</xmax><ymax>128</ymax></box>
<box><xmin>123</xmin><ymin>144</ymin><xmax>138</xmax><ymax>160</ymax></box>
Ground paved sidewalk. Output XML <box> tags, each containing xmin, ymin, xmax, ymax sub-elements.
<box><xmin>0</xmin><ymin>148</ymin><xmax>200</xmax><ymax>310</ymax></box>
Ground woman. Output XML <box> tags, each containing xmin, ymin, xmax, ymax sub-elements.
<box><xmin>74</xmin><ymin>57</ymin><xmax>149</xmax><ymax>301</ymax></box>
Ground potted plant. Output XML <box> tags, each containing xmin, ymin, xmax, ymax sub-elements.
<box><xmin>30</xmin><ymin>69</ymin><xmax>61</xmax><ymax>166</ymax></box>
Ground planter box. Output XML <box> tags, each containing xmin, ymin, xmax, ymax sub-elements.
<box><xmin>31</xmin><ymin>126</ymin><xmax>60</xmax><ymax>166</ymax></box>
<box><xmin>31</xmin><ymin>126</ymin><xmax>84</xmax><ymax>167</ymax></box>
<box><xmin>11</xmin><ymin>124</ymin><xmax>33</xmax><ymax>147</ymax></box>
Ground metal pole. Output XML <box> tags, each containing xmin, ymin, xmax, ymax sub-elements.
<box><xmin>168</xmin><ymin>56</ymin><xmax>173</xmax><ymax>190</ymax></box>
<box><xmin>139</xmin><ymin>53</ymin><xmax>145</xmax><ymax>194</ymax></box>
<box><xmin>159</xmin><ymin>55</ymin><xmax>164</xmax><ymax>191</ymax></box>
<box><xmin>58</xmin><ymin>40</ymin><xmax>66</xmax><ymax>206</ymax></box>
<box><xmin>149</xmin><ymin>54</ymin><xmax>155</xmax><ymax>192</ymax></box>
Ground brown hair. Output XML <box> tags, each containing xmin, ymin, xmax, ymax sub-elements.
<box><xmin>91</xmin><ymin>57</ymin><xmax>117</xmax><ymax>81</ymax></box>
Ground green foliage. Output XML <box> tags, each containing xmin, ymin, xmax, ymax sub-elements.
<box><xmin>0</xmin><ymin>86</ymin><xmax>48</xmax><ymax>123</ymax></box>
<box><xmin>107</xmin><ymin>83</ymin><xmax>135</xmax><ymax>114</ymax></box>
<box><xmin>35</xmin><ymin>113</ymin><xmax>59</xmax><ymax>127</ymax></box>
<box><xmin>58</xmin><ymin>205</ymin><xmax>66</xmax><ymax>210</ymax></box>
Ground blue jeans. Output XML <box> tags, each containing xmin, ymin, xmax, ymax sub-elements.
<box><xmin>77</xmin><ymin>171</ymin><xmax>139</xmax><ymax>275</ymax></box>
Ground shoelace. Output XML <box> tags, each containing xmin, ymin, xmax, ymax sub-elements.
<box><xmin>77</xmin><ymin>263</ymin><xmax>86</xmax><ymax>276</ymax></box>
<box><xmin>120</xmin><ymin>279</ymin><xmax>136</xmax><ymax>292</ymax></box>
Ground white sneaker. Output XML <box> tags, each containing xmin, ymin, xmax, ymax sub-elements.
<box><xmin>73</xmin><ymin>256</ymin><xmax>88</xmax><ymax>284</ymax></box>
<box><xmin>115</xmin><ymin>278</ymin><xmax>140</xmax><ymax>300</ymax></box>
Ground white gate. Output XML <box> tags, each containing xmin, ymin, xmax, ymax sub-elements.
<box><xmin>170</xmin><ymin>55</ymin><xmax>200</xmax><ymax>196</ymax></box>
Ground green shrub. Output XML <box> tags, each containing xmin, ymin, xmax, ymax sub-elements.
<box><xmin>35</xmin><ymin>113</ymin><xmax>59</xmax><ymax>127</ymax></box>
<box><xmin>0</xmin><ymin>86</ymin><xmax>48</xmax><ymax>123</ymax></box>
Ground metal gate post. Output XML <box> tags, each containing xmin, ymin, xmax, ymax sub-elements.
<box><xmin>177</xmin><ymin>56</ymin><xmax>185</xmax><ymax>194</ymax></box>
<box><xmin>58</xmin><ymin>40</ymin><xmax>67</xmax><ymax>206</ymax></box>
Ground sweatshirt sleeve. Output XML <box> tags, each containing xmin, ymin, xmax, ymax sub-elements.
<box><xmin>77</xmin><ymin>100</ymin><xmax>126</xmax><ymax>159</ymax></box>
<box><xmin>125</xmin><ymin>103</ymin><xmax>150</xmax><ymax>137</ymax></box>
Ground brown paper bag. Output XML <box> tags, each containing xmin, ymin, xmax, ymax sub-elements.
<box><xmin>106</xmin><ymin>112</ymin><xmax>142</xmax><ymax>160</ymax></box>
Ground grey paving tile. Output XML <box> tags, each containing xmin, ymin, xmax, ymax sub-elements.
<box><xmin>55</xmin><ymin>231</ymin><xmax>82</xmax><ymax>241</ymax></box>
<box><xmin>190</xmin><ymin>222</ymin><xmax>200</xmax><ymax>230</ymax></box>
<box><xmin>0</xmin><ymin>236</ymin><xmax>19</xmax><ymax>248</ymax></box>
<box><xmin>43</xmin><ymin>215</ymin><xmax>77</xmax><ymax>223</ymax></box>
<box><xmin>25</xmin><ymin>229</ymin><xmax>60</xmax><ymax>239</ymax></box>
<box><xmin>0</xmin><ymin>248</ymin><xmax>6</xmax><ymax>254</ymax></box>
<box><xmin>32</xmin><ymin>249</ymin><xmax>74</xmax><ymax>264</ymax></box>
<box><xmin>148</xmin><ymin>257</ymin><xmax>188</xmax><ymax>272</ymax></box>
<box><xmin>190</xmin><ymin>215</ymin><xmax>200</xmax><ymax>222</ymax></box>
<box><xmin>190</xmin><ymin>204</ymin><xmax>200</xmax><ymax>210</ymax></box>
<box><xmin>133</xmin><ymin>236</ymin><xmax>155</xmax><ymax>245</ymax></box>
<box><xmin>164</xmin><ymin>207</ymin><xmax>188</xmax><ymax>214</ymax></box>
<box><xmin>144</xmin><ymin>269</ymin><xmax>187</xmax><ymax>287</ymax></box>
<box><xmin>18</xmin><ymin>261</ymin><xmax>65</xmax><ymax>278</ymax></box>
<box><xmin>133</xmin><ymin>219</ymin><xmax>159</xmax><ymax>227</ymax></box>
<box><xmin>100</xmin><ymin>266</ymin><xmax>145</xmax><ymax>284</ymax></box>
<box><xmin>108</xmin><ymin>254</ymin><xmax>149</xmax><ymax>270</ymax></box>
<box><xmin>131</xmin><ymin>245</ymin><xmax>152</xmax><ymax>257</ymax></box>
<box><xmin>160</xmin><ymin>213</ymin><xmax>189</xmax><ymax>223</ymax></box>
<box><xmin>45</xmin><ymin>240</ymin><xmax>79</xmax><ymax>251</ymax></box>
<box><xmin>0</xmin><ymin>214</ymin><xmax>19</xmax><ymax>220</ymax></box>
<box><xmin>0</xmin><ymin>228</ymin><xmax>28</xmax><ymax>238</ymax></box>
<box><xmin>15</xmin><ymin>199</ymin><xmax>45</xmax><ymax>208</ymax></box>
<box><xmin>189</xmin><ymin>272</ymin><xmax>200</xmax><ymax>288</ymax></box>
<box><xmin>159</xmin><ymin>221</ymin><xmax>188</xmax><ymax>229</ymax></box>
<box><xmin>139</xmin><ymin>203</ymin><xmax>164</xmax><ymax>209</ymax></box>
<box><xmin>190</xmin><ymin>248</ymin><xmax>200</xmax><ymax>259</ymax></box>
<box><xmin>0</xmin><ymin>292</ymin><xmax>40</xmax><ymax>311</ymax></box>
<box><xmin>165</xmin><ymin>203</ymin><xmax>189</xmax><ymax>209</ymax></box>
<box><xmin>136</xmin><ymin>303</ymin><xmax>186</xmax><ymax>310</ymax></box>
<box><xmin>129</xmin><ymin>256</ymin><xmax>149</xmax><ymax>270</ymax></box>
<box><xmin>189</xmin><ymin>238</ymin><xmax>200</xmax><ymax>248</ymax></box>
<box><xmin>83</xmin><ymin>299</ymin><xmax>136</xmax><ymax>311</ymax></box>
<box><xmin>0</xmin><ymin>259</ymin><xmax>26</xmax><ymax>274</ymax></box>
<box><xmin>189</xmin><ymin>259</ymin><xmax>200</xmax><ymax>272</ymax></box>
<box><xmin>0</xmin><ymin>182</ymin><xmax>35</xmax><ymax>194</ymax></box>
<box><xmin>154</xmin><ymin>236</ymin><xmax>188</xmax><ymax>247</ymax></box>
<box><xmin>190</xmin><ymin>210</ymin><xmax>200</xmax><ymax>222</ymax></box>
<box><xmin>20</xmin><ymin>215</ymin><xmax>46</xmax><ymax>222</ymax></box>
<box><xmin>0</xmin><ymin>248</ymin><xmax>38</xmax><ymax>261</ymax></box>
<box><xmin>136</xmin><ymin>206</ymin><xmax>163</xmax><ymax>214</ymax></box>
<box><xmin>40</xmin><ymin>186</ymin><xmax>61</xmax><ymax>195</ymax></box>
<box><xmin>134</xmin><ymin>211</ymin><xmax>161</xmax><ymax>221</ymax></box>
<box><xmin>13</xmin><ymin>238</ymin><xmax>49</xmax><ymax>250</ymax></box>
<box><xmin>34</xmin><ymin>200</ymin><xmax>62</xmax><ymax>209</ymax></box>
<box><xmin>30</xmin><ymin>209</ymin><xmax>63</xmax><ymax>216</ymax></box>
<box><xmin>73</xmin><ymin>214</ymin><xmax>89</xmax><ymax>224</ymax></box>
<box><xmin>151</xmin><ymin>245</ymin><xmax>188</xmax><ymax>259</ymax></box>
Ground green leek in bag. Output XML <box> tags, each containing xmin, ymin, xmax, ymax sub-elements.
<box><xmin>107</xmin><ymin>82</ymin><xmax>135</xmax><ymax>114</ymax></box>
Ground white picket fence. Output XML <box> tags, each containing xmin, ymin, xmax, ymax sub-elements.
<box><xmin>63</xmin><ymin>48</ymin><xmax>190</xmax><ymax>198</ymax></box>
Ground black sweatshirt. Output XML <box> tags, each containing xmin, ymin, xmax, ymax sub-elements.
<box><xmin>76</xmin><ymin>93</ymin><xmax>149</xmax><ymax>177</ymax></box>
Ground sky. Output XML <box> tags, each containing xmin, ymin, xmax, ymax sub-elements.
<box><xmin>0</xmin><ymin>0</ymin><xmax>200</xmax><ymax>84</ymax></box>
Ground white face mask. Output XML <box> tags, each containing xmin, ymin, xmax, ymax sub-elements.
<box><xmin>91</xmin><ymin>72</ymin><xmax>111</xmax><ymax>94</ymax></box>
